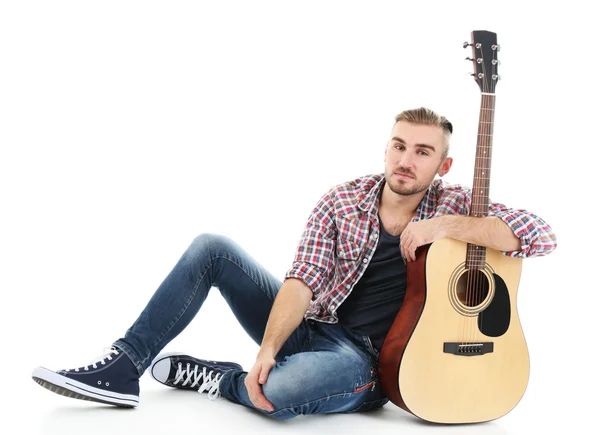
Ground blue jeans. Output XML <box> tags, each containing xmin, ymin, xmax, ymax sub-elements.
<box><xmin>113</xmin><ymin>233</ymin><xmax>389</xmax><ymax>419</ymax></box>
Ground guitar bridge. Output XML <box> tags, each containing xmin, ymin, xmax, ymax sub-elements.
<box><xmin>443</xmin><ymin>342</ymin><xmax>494</xmax><ymax>356</ymax></box>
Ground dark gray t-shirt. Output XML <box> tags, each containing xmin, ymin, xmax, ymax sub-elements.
<box><xmin>336</xmin><ymin>213</ymin><xmax>406</xmax><ymax>352</ymax></box>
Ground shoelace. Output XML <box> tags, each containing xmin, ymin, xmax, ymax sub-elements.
<box><xmin>174</xmin><ymin>363</ymin><xmax>223</xmax><ymax>400</ymax></box>
<box><xmin>64</xmin><ymin>347</ymin><xmax>119</xmax><ymax>372</ymax></box>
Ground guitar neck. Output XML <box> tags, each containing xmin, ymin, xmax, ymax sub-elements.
<box><xmin>465</xmin><ymin>29</ymin><xmax>500</xmax><ymax>268</ymax></box>
<box><xmin>466</xmin><ymin>93</ymin><xmax>496</xmax><ymax>268</ymax></box>
<box><xmin>471</xmin><ymin>93</ymin><xmax>496</xmax><ymax>218</ymax></box>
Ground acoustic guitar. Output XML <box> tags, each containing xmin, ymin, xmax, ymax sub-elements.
<box><xmin>378</xmin><ymin>30</ymin><xmax>529</xmax><ymax>424</ymax></box>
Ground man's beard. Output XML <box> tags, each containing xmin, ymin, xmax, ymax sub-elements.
<box><xmin>385</xmin><ymin>169</ymin><xmax>432</xmax><ymax>196</ymax></box>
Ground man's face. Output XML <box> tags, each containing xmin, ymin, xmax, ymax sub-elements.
<box><xmin>384</xmin><ymin>121</ymin><xmax>452</xmax><ymax>196</ymax></box>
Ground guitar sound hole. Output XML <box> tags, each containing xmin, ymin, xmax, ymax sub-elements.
<box><xmin>456</xmin><ymin>269</ymin><xmax>490</xmax><ymax>307</ymax></box>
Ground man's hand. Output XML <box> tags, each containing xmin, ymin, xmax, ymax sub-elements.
<box><xmin>400</xmin><ymin>218</ymin><xmax>447</xmax><ymax>262</ymax></box>
<box><xmin>244</xmin><ymin>352</ymin><xmax>276</xmax><ymax>412</ymax></box>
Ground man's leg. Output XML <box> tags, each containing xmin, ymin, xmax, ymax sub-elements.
<box><xmin>113</xmin><ymin>232</ymin><xmax>309</xmax><ymax>376</ymax></box>
<box><xmin>32</xmin><ymin>233</ymin><xmax>309</xmax><ymax>406</ymax></box>
<box><xmin>218</xmin><ymin>321</ymin><xmax>389</xmax><ymax>420</ymax></box>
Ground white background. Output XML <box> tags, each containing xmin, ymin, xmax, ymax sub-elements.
<box><xmin>1</xmin><ymin>1</ymin><xmax>597</xmax><ymax>434</ymax></box>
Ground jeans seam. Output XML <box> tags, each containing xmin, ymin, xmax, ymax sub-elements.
<box><xmin>143</xmin><ymin>253</ymin><xmax>276</xmax><ymax>367</ymax></box>
<box><xmin>267</xmin><ymin>389</ymin><xmax>359</xmax><ymax>417</ymax></box>
<box><xmin>214</xmin><ymin>253</ymin><xmax>276</xmax><ymax>302</ymax></box>
<box><xmin>144</xmin><ymin>256</ymin><xmax>214</xmax><ymax>364</ymax></box>
<box><xmin>362</xmin><ymin>335</ymin><xmax>379</xmax><ymax>360</ymax></box>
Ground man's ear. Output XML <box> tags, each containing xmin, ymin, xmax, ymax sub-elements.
<box><xmin>437</xmin><ymin>157</ymin><xmax>453</xmax><ymax>177</ymax></box>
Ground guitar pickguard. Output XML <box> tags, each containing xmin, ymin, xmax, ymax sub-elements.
<box><xmin>478</xmin><ymin>274</ymin><xmax>511</xmax><ymax>337</ymax></box>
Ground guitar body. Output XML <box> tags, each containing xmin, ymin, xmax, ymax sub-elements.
<box><xmin>378</xmin><ymin>238</ymin><xmax>529</xmax><ymax>423</ymax></box>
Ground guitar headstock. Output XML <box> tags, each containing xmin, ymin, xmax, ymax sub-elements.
<box><xmin>464</xmin><ymin>31</ymin><xmax>500</xmax><ymax>94</ymax></box>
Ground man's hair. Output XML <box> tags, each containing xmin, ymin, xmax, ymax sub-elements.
<box><xmin>394</xmin><ymin>107</ymin><xmax>452</xmax><ymax>159</ymax></box>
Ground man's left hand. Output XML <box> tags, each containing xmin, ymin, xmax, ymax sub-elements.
<box><xmin>400</xmin><ymin>218</ymin><xmax>447</xmax><ymax>262</ymax></box>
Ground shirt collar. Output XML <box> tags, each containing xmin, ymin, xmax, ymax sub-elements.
<box><xmin>357</xmin><ymin>173</ymin><xmax>386</xmax><ymax>214</ymax></box>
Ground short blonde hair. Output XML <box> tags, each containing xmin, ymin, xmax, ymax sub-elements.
<box><xmin>394</xmin><ymin>107</ymin><xmax>452</xmax><ymax>159</ymax></box>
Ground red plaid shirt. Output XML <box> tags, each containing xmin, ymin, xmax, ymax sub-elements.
<box><xmin>284</xmin><ymin>173</ymin><xmax>557</xmax><ymax>324</ymax></box>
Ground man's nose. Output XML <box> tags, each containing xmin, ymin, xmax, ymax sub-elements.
<box><xmin>397</xmin><ymin>152</ymin><xmax>415</xmax><ymax>169</ymax></box>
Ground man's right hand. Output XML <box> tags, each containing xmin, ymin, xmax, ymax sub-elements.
<box><xmin>244</xmin><ymin>352</ymin><xmax>276</xmax><ymax>412</ymax></box>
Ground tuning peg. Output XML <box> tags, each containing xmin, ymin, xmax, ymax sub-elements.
<box><xmin>492</xmin><ymin>44</ymin><xmax>501</xmax><ymax>52</ymax></box>
<box><xmin>465</xmin><ymin>57</ymin><xmax>474</xmax><ymax>61</ymax></box>
<box><xmin>492</xmin><ymin>59</ymin><xmax>501</xmax><ymax>65</ymax></box>
<box><xmin>492</xmin><ymin>74</ymin><xmax>501</xmax><ymax>81</ymax></box>
<box><xmin>463</xmin><ymin>42</ymin><xmax>472</xmax><ymax>48</ymax></box>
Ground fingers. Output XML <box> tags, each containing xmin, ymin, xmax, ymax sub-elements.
<box><xmin>244</xmin><ymin>362</ymin><xmax>275</xmax><ymax>412</ymax></box>
<box><xmin>400</xmin><ymin>232</ymin><xmax>410</xmax><ymax>263</ymax></box>
<box><xmin>258</xmin><ymin>364</ymin><xmax>269</xmax><ymax>384</ymax></box>
<box><xmin>400</xmin><ymin>236</ymin><xmax>416</xmax><ymax>263</ymax></box>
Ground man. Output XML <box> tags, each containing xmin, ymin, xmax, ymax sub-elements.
<box><xmin>31</xmin><ymin>107</ymin><xmax>557</xmax><ymax>420</ymax></box>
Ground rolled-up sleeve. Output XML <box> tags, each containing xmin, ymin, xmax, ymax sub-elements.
<box><xmin>284</xmin><ymin>191</ymin><xmax>337</xmax><ymax>296</ymax></box>
<box><xmin>489</xmin><ymin>202</ymin><xmax>557</xmax><ymax>258</ymax></box>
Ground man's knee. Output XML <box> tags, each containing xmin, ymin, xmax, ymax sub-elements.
<box><xmin>191</xmin><ymin>232</ymin><xmax>228</xmax><ymax>249</ymax></box>
<box><xmin>186</xmin><ymin>233</ymin><xmax>234</xmax><ymax>257</ymax></box>
<box><xmin>259</xmin><ymin>352</ymin><xmax>371</xmax><ymax>419</ymax></box>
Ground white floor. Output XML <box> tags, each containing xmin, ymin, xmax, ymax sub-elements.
<box><xmin>20</xmin><ymin>371</ymin><xmax>595</xmax><ymax>435</ymax></box>
<box><xmin>3</xmin><ymin>1</ymin><xmax>598</xmax><ymax>434</ymax></box>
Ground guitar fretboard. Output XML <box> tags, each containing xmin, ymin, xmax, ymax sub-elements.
<box><xmin>467</xmin><ymin>93</ymin><xmax>496</xmax><ymax>269</ymax></box>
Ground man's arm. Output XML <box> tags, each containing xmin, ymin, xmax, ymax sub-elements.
<box><xmin>259</xmin><ymin>278</ymin><xmax>313</xmax><ymax>358</ymax></box>
<box><xmin>245</xmin><ymin>278</ymin><xmax>312</xmax><ymax>413</ymax></box>
<box><xmin>245</xmin><ymin>189</ymin><xmax>338</xmax><ymax>412</ymax></box>
<box><xmin>427</xmin><ymin>183</ymin><xmax>557</xmax><ymax>259</ymax></box>
<box><xmin>439</xmin><ymin>215</ymin><xmax>521</xmax><ymax>252</ymax></box>
<box><xmin>400</xmin><ymin>215</ymin><xmax>521</xmax><ymax>262</ymax></box>
<box><xmin>400</xmin><ymin>202</ymin><xmax>557</xmax><ymax>261</ymax></box>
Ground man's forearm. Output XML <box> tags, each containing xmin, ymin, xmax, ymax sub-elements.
<box><xmin>258</xmin><ymin>278</ymin><xmax>313</xmax><ymax>358</ymax></box>
<box><xmin>440</xmin><ymin>215</ymin><xmax>521</xmax><ymax>252</ymax></box>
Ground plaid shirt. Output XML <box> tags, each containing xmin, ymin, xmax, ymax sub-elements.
<box><xmin>284</xmin><ymin>173</ymin><xmax>557</xmax><ymax>324</ymax></box>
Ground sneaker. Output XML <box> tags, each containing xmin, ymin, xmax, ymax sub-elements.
<box><xmin>150</xmin><ymin>352</ymin><xmax>242</xmax><ymax>400</ymax></box>
<box><xmin>32</xmin><ymin>346</ymin><xmax>140</xmax><ymax>407</ymax></box>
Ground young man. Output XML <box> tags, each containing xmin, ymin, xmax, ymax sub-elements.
<box><xmin>32</xmin><ymin>107</ymin><xmax>557</xmax><ymax>420</ymax></box>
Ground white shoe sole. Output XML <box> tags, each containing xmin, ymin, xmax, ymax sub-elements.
<box><xmin>32</xmin><ymin>367</ymin><xmax>139</xmax><ymax>407</ymax></box>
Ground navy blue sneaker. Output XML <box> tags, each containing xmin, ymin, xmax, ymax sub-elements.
<box><xmin>150</xmin><ymin>352</ymin><xmax>242</xmax><ymax>400</ymax></box>
<box><xmin>32</xmin><ymin>346</ymin><xmax>140</xmax><ymax>407</ymax></box>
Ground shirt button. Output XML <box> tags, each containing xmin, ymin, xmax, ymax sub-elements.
<box><xmin>346</xmin><ymin>284</ymin><xmax>351</xmax><ymax>289</ymax></box>
<box><xmin>363</xmin><ymin>258</ymin><xmax>368</xmax><ymax>263</ymax></box>
<box><xmin>372</xmin><ymin>234</ymin><xmax>378</xmax><ymax>239</ymax></box>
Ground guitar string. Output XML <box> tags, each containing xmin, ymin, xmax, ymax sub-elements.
<box><xmin>475</xmin><ymin>50</ymin><xmax>490</xmax><ymax>348</ymax></box>
<box><xmin>476</xmin><ymin>48</ymin><xmax>492</xmax><ymax>407</ymax></box>
<box><xmin>478</xmin><ymin>50</ymin><xmax>497</xmax><ymax>349</ymax></box>
<box><xmin>464</xmin><ymin>41</ymin><xmax>479</xmax><ymax>350</ymax></box>
<box><xmin>478</xmin><ymin>47</ymin><xmax>497</xmax><ymax>351</ymax></box>
<box><xmin>466</xmin><ymin>42</ymin><xmax>481</xmax><ymax>349</ymax></box>
<box><xmin>473</xmin><ymin>43</ymin><xmax>492</xmax><ymax>348</ymax></box>
<box><xmin>469</xmin><ymin>42</ymin><xmax>482</xmax><ymax>349</ymax></box>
